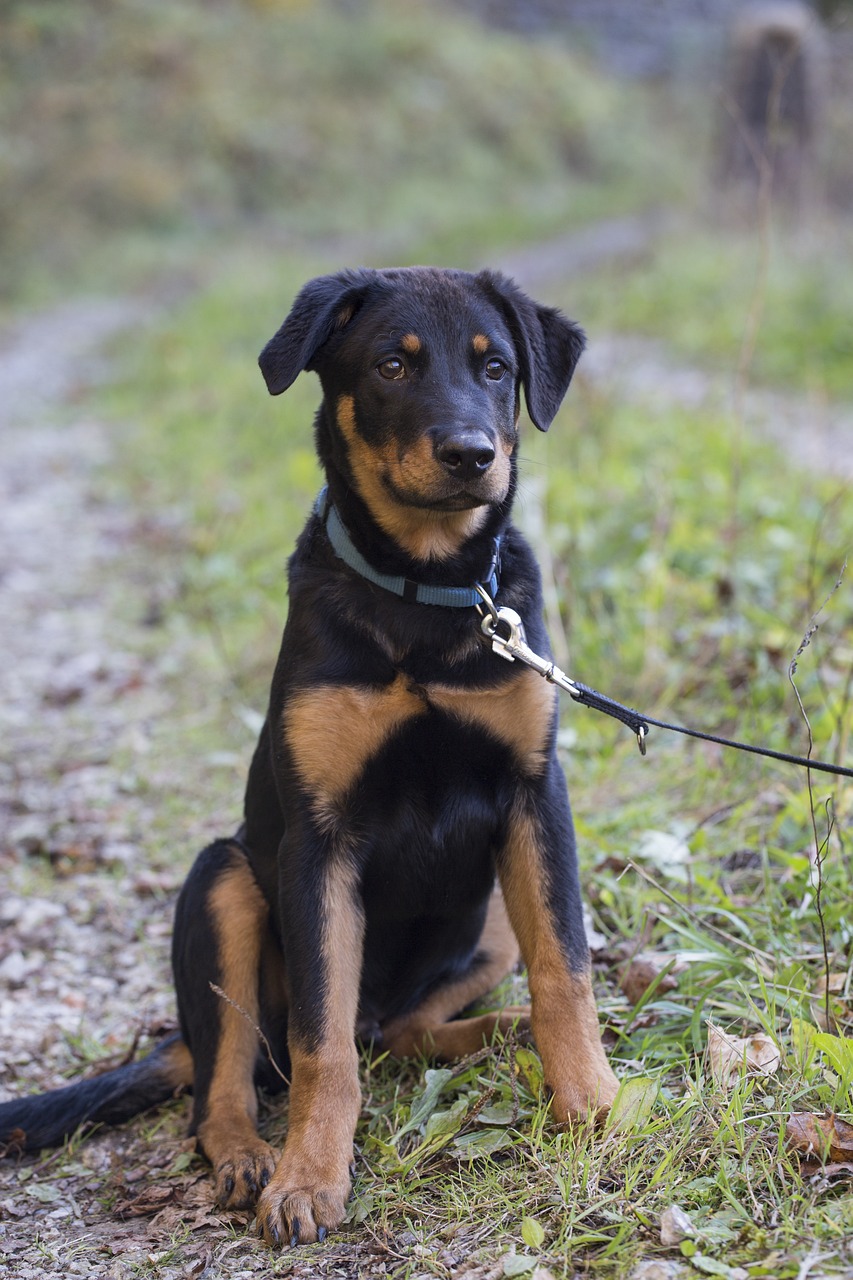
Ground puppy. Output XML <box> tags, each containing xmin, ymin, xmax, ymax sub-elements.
<box><xmin>0</xmin><ymin>267</ymin><xmax>618</xmax><ymax>1247</ymax></box>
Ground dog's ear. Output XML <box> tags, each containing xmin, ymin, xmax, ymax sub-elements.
<box><xmin>477</xmin><ymin>271</ymin><xmax>585</xmax><ymax>432</ymax></box>
<box><xmin>259</xmin><ymin>269</ymin><xmax>377</xmax><ymax>395</ymax></box>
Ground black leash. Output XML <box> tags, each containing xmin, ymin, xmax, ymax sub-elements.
<box><xmin>567</xmin><ymin>679</ymin><xmax>853</xmax><ymax>779</ymax></box>
<box><xmin>476</xmin><ymin>590</ymin><xmax>853</xmax><ymax>781</ymax></box>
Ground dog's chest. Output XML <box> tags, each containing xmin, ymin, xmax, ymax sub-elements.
<box><xmin>282</xmin><ymin>666</ymin><xmax>556</xmax><ymax>812</ymax></box>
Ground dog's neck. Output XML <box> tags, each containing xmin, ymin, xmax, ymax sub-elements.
<box><xmin>315</xmin><ymin>487</ymin><xmax>501</xmax><ymax>608</ymax></box>
<box><xmin>319</xmin><ymin>466</ymin><xmax>511</xmax><ymax>591</ymax></box>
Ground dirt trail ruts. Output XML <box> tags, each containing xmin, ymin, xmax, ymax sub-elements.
<box><xmin>0</xmin><ymin>299</ymin><xmax>393</xmax><ymax>1278</ymax></box>
<box><xmin>0</xmin><ymin>298</ymin><xmax>223</xmax><ymax>1279</ymax></box>
<box><xmin>496</xmin><ymin>231</ymin><xmax>853</xmax><ymax>480</ymax></box>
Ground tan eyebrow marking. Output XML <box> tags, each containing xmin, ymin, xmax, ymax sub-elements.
<box><xmin>472</xmin><ymin>334</ymin><xmax>490</xmax><ymax>354</ymax></box>
<box><xmin>400</xmin><ymin>333</ymin><xmax>421</xmax><ymax>354</ymax></box>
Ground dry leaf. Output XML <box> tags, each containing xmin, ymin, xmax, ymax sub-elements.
<box><xmin>814</xmin><ymin>973</ymin><xmax>849</xmax><ymax>998</ymax></box>
<box><xmin>113</xmin><ymin>1184</ymin><xmax>178</xmax><ymax>1218</ymax></box>
<box><xmin>620</xmin><ymin>957</ymin><xmax>679</xmax><ymax>1006</ymax></box>
<box><xmin>630</xmin><ymin>1262</ymin><xmax>684</xmax><ymax>1280</ymax></box>
<box><xmin>800</xmin><ymin>1162</ymin><xmax>853</xmax><ymax>1181</ymax></box>
<box><xmin>706</xmin><ymin>1022</ymin><xmax>780</xmax><ymax>1088</ymax></box>
<box><xmin>786</xmin><ymin>1111</ymin><xmax>853</xmax><ymax>1163</ymax></box>
<box><xmin>659</xmin><ymin>1203</ymin><xmax>695</xmax><ymax>1246</ymax></box>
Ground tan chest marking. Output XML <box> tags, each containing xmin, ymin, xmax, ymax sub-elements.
<box><xmin>284</xmin><ymin>675</ymin><xmax>427</xmax><ymax>805</ymax></box>
<box><xmin>285</xmin><ymin>663</ymin><xmax>555</xmax><ymax>813</ymax></box>
<box><xmin>427</xmin><ymin>665</ymin><xmax>556</xmax><ymax>775</ymax></box>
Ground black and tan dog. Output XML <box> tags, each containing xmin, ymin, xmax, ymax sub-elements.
<box><xmin>0</xmin><ymin>267</ymin><xmax>618</xmax><ymax>1246</ymax></box>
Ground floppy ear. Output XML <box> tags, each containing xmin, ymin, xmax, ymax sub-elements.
<box><xmin>258</xmin><ymin>269</ymin><xmax>377</xmax><ymax>395</ymax></box>
<box><xmin>477</xmin><ymin>270</ymin><xmax>585</xmax><ymax>431</ymax></box>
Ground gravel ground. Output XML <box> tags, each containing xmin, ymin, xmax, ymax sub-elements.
<box><xmin>0</xmin><ymin>300</ymin><xmax>286</xmax><ymax>1279</ymax></box>
<box><xmin>0</xmin><ymin>284</ymin><xmax>850</xmax><ymax>1279</ymax></box>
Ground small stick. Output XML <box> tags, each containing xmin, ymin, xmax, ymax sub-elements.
<box><xmin>209</xmin><ymin>982</ymin><xmax>290</xmax><ymax>1085</ymax></box>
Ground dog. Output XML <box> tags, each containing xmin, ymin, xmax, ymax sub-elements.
<box><xmin>0</xmin><ymin>266</ymin><xmax>619</xmax><ymax>1247</ymax></box>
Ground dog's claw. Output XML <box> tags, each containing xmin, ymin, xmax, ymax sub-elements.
<box><xmin>318</xmin><ymin>1226</ymin><xmax>328</xmax><ymax>1243</ymax></box>
<box><xmin>290</xmin><ymin>1217</ymin><xmax>301</xmax><ymax>1247</ymax></box>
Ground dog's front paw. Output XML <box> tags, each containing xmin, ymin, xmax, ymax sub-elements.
<box><xmin>255</xmin><ymin>1164</ymin><xmax>351</xmax><ymax>1247</ymax></box>
<box><xmin>550</xmin><ymin>1063</ymin><xmax>620</xmax><ymax>1126</ymax></box>
<box><xmin>214</xmin><ymin>1139</ymin><xmax>279</xmax><ymax>1209</ymax></box>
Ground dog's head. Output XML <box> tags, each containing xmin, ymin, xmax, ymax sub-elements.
<box><xmin>259</xmin><ymin>267</ymin><xmax>584</xmax><ymax>560</ymax></box>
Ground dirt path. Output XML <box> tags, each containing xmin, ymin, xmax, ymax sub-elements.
<box><xmin>0</xmin><ymin>300</ymin><xmax>402</xmax><ymax>1278</ymax></box>
<box><xmin>498</xmin><ymin>232</ymin><xmax>853</xmax><ymax>480</ymax></box>
<box><xmin>0</xmin><ymin>299</ymin><xmax>261</xmax><ymax>1279</ymax></box>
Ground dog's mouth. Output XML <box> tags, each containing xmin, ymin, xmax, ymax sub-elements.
<box><xmin>381</xmin><ymin>472</ymin><xmax>505</xmax><ymax>513</ymax></box>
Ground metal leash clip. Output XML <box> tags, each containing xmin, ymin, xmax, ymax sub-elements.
<box><xmin>476</xmin><ymin>585</ymin><xmax>576</xmax><ymax>687</ymax></box>
<box><xmin>474</xmin><ymin>584</ymin><xmax>650</xmax><ymax>755</ymax></box>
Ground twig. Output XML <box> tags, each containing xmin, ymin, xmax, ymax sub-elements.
<box><xmin>209</xmin><ymin>982</ymin><xmax>290</xmax><ymax>1085</ymax></box>
<box><xmin>788</xmin><ymin>563</ymin><xmax>847</xmax><ymax>1035</ymax></box>
<box><xmin>623</xmin><ymin>860</ymin><xmax>776</xmax><ymax>967</ymax></box>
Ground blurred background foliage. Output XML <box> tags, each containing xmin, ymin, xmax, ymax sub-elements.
<box><xmin>0</xmin><ymin>0</ymin><xmax>707</xmax><ymax>301</ymax></box>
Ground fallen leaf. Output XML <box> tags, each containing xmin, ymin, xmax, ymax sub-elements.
<box><xmin>113</xmin><ymin>1184</ymin><xmax>178</xmax><ymax>1218</ymax></box>
<box><xmin>503</xmin><ymin>1254</ymin><xmax>539</xmax><ymax>1276</ymax></box>
<box><xmin>799</xmin><ymin>1162</ymin><xmax>853</xmax><ymax>1181</ymax></box>
<box><xmin>786</xmin><ymin>1111</ymin><xmax>853</xmax><ymax>1162</ymax></box>
<box><xmin>812</xmin><ymin>972</ymin><xmax>851</xmax><ymax>1029</ymax></box>
<box><xmin>606</xmin><ymin>1075</ymin><xmax>658</xmax><ymax>1134</ymax></box>
<box><xmin>620</xmin><ymin>956</ymin><xmax>679</xmax><ymax>1006</ymax></box>
<box><xmin>706</xmin><ymin>1022</ymin><xmax>780</xmax><ymax>1089</ymax></box>
<box><xmin>636</xmin><ymin>829</ymin><xmax>691</xmax><ymax>880</ymax></box>
<box><xmin>630</xmin><ymin>1262</ymin><xmax>685</xmax><ymax>1280</ymax></box>
<box><xmin>814</xmin><ymin>972</ymin><xmax>849</xmax><ymax>997</ymax></box>
<box><xmin>660</xmin><ymin>1204</ymin><xmax>695</xmax><ymax>1246</ymax></box>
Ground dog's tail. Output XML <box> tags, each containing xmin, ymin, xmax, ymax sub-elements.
<box><xmin>0</xmin><ymin>1031</ymin><xmax>193</xmax><ymax>1153</ymax></box>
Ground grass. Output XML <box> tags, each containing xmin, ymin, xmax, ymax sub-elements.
<box><xmin>95</xmin><ymin>234</ymin><xmax>853</xmax><ymax>1277</ymax></box>
<box><xmin>570</xmin><ymin>221</ymin><xmax>853</xmax><ymax>398</ymax></box>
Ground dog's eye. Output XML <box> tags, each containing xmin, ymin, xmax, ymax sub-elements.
<box><xmin>485</xmin><ymin>358</ymin><xmax>508</xmax><ymax>381</ymax></box>
<box><xmin>377</xmin><ymin>358</ymin><xmax>407</xmax><ymax>381</ymax></box>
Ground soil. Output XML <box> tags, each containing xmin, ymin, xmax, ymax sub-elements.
<box><xmin>0</xmin><ymin>277</ymin><xmax>850</xmax><ymax>1278</ymax></box>
<box><xmin>0</xmin><ymin>299</ymin><xmax>288</xmax><ymax>1279</ymax></box>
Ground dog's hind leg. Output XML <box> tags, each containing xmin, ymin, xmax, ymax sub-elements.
<box><xmin>173</xmin><ymin>838</ymin><xmax>281</xmax><ymax>1209</ymax></box>
<box><xmin>381</xmin><ymin>885</ymin><xmax>528</xmax><ymax>1059</ymax></box>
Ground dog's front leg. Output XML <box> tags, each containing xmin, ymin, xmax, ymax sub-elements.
<box><xmin>255</xmin><ymin>839</ymin><xmax>364</xmax><ymax>1247</ymax></box>
<box><xmin>498</xmin><ymin>760</ymin><xmax>618</xmax><ymax>1124</ymax></box>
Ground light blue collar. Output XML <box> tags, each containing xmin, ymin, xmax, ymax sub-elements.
<box><xmin>314</xmin><ymin>488</ymin><xmax>501</xmax><ymax>608</ymax></box>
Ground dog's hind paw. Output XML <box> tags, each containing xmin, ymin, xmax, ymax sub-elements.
<box><xmin>214</xmin><ymin>1141</ymin><xmax>278</xmax><ymax>1210</ymax></box>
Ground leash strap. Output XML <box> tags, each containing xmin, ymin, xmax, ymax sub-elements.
<box><xmin>315</xmin><ymin>487</ymin><xmax>500</xmax><ymax>608</ymax></box>
<box><xmin>617</xmin><ymin>711</ymin><xmax>850</xmax><ymax>778</ymax></box>
<box><xmin>572</xmin><ymin>685</ymin><xmax>853</xmax><ymax>779</ymax></box>
<box><xmin>478</xmin><ymin>595</ymin><xmax>853</xmax><ymax>780</ymax></box>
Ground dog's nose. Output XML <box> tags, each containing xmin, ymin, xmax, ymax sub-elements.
<box><xmin>435</xmin><ymin>431</ymin><xmax>496</xmax><ymax>482</ymax></box>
